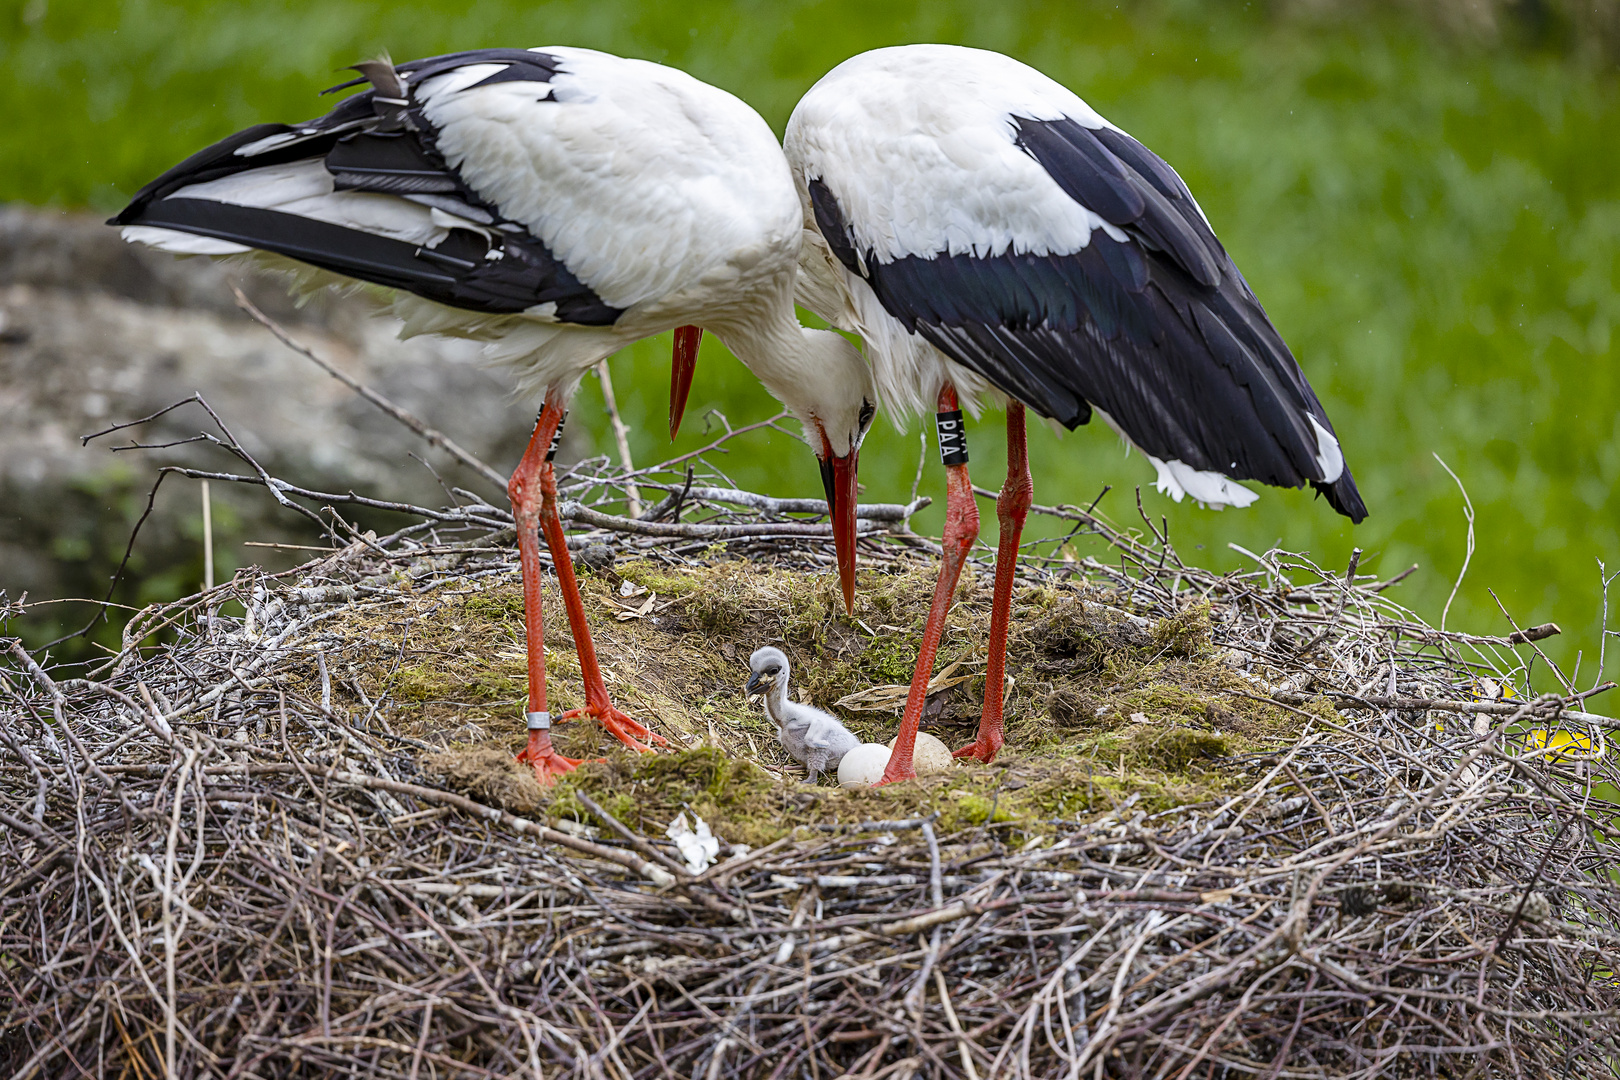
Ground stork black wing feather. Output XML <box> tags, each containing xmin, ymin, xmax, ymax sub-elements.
<box><xmin>123</xmin><ymin>198</ymin><xmax>618</xmax><ymax>321</ymax></box>
<box><xmin>807</xmin><ymin>122</ymin><xmax>1367</xmax><ymax>522</ymax></box>
<box><xmin>393</xmin><ymin>48</ymin><xmax>562</xmax><ymax>89</ymax></box>
<box><xmin>324</xmin><ymin>132</ymin><xmax>459</xmax><ymax>193</ymax></box>
<box><xmin>110</xmin><ymin>49</ymin><xmax>622</xmax><ymax>326</ymax></box>
<box><xmin>114</xmin><ymin>123</ymin><xmax>321</xmax><ymax>212</ymax></box>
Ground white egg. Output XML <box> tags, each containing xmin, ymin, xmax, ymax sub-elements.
<box><xmin>837</xmin><ymin>743</ymin><xmax>893</xmax><ymax>788</ymax></box>
<box><xmin>886</xmin><ymin>732</ymin><xmax>956</xmax><ymax>776</ymax></box>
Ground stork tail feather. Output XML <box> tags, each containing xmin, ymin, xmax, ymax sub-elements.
<box><xmin>1314</xmin><ymin>474</ymin><xmax>1368</xmax><ymax>523</ymax></box>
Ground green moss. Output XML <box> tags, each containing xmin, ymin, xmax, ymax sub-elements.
<box><xmin>524</xmin><ymin>727</ymin><xmax>1243</xmax><ymax>847</ymax></box>
<box><xmin>1124</xmin><ymin>726</ymin><xmax>1230</xmax><ymax>771</ymax></box>
<box><xmin>387</xmin><ymin>662</ymin><xmax>523</xmax><ymax>704</ymax></box>
<box><xmin>778</xmin><ymin>574</ymin><xmax>842</xmax><ymax>644</ymax></box>
<box><xmin>861</xmin><ymin>633</ymin><xmax>929</xmax><ymax>684</ymax></box>
<box><xmin>549</xmin><ymin>748</ymin><xmax>789</xmax><ymax>846</ymax></box>
<box><xmin>1152</xmin><ymin>602</ymin><xmax>1214</xmax><ymax>657</ymax></box>
<box><xmin>463</xmin><ymin>592</ymin><xmax>524</xmax><ymax>621</ymax></box>
<box><xmin>953</xmin><ymin>793</ymin><xmax>1017</xmax><ymax>826</ymax></box>
<box><xmin>387</xmin><ymin>664</ymin><xmax>452</xmax><ymax>703</ymax></box>
<box><xmin>614</xmin><ymin>560</ymin><xmax>699</xmax><ymax>598</ymax></box>
<box><xmin>685</xmin><ymin>587</ymin><xmax>751</xmax><ymax>634</ymax></box>
<box><xmin>1120</xmin><ymin>683</ymin><xmax>1222</xmax><ymax>725</ymax></box>
<box><xmin>1022</xmin><ymin>595</ymin><xmax>1152</xmax><ymax>676</ymax></box>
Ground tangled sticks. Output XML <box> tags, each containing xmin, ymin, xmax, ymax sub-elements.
<box><xmin>4</xmin><ymin>442</ymin><xmax>1620</xmax><ymax>1078</ymax></box>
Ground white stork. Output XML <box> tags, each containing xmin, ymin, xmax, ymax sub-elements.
<box><xmin>783</xmin><ymin>45</ymin><xmax>1367</xmax><ymax>783</ymax></box>
<box><xmin>112</xmin><ymin>46</ymin><xmax>875</xmax><ymax>782</ymax></box>
<box><xmin>744</xmin><ymin>646</ymin><xmax>861</xmax><ymax>784</ymax></box>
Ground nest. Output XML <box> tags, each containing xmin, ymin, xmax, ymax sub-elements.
<box><xmin>6</xmin><ymin>384</ymin><xmax>1620</xmax><ymax>1077</ymax></box>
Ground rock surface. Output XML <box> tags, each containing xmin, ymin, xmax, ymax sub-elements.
<box><xmin>0</xmin><ymin>205</ymin><xmax>549</xmax><ymax>644</ymax></box>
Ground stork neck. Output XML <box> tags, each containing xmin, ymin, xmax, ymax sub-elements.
<box><xmin>762</xmin><ymin>673</ymin><xmax>792</xmax><ymax>728</ymax></box>
<box><xmin>710</xmin><ymin>303</ymin><xmax>811</xmax><ymax>392</ymax></box>
<box><xmin>708</xmin><ymin>300</ymin><xmax>871</xmax><ymax>460</ymax></box>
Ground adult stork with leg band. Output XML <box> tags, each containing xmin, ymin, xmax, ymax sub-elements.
<box><xmin>113</xmin><ymin>46</ymin><xmax>875</xmax><ymax>782</ymax></box>
<box><xmin>785</xmin><ymin>45</ymin><xmax>1368</xmax><ymax>784</ymax></box>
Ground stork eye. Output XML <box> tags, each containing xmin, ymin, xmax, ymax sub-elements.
<box><xmin>856</xmin><ymin>398</ymin><xmax>876</xmax><ymax>446</ymax></box>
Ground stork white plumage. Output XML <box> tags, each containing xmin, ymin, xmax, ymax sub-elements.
<box><xmin>784</xmin><ymin>45</ymin><xmax>1367</xmax><ymax>783</ymax></box>
<box><xmin>113</xmin><ymin>46</ymin><xmax>875</xmax><ymax>782</ymax></box>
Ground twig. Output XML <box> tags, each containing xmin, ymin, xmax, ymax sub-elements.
<box><xmin>630</xmin><ymin>410</ymin><xmax>794</xmax><ymax>475</ymax></box>
<box><xmin>560</xmin><ymin>502</ymin><xmax>888</xmax><ymax>540</ymax></box>
<box><xmin>312</xmin><ymin>765</ymin><xmax>677</xmax><ymax>887</ymax></box>
<box><xmin>572</xmin><ymin>789</ymin><xmax>692</xmax><ymax>880</ymax></box>
<box><xmin>233</xmin><ymin>284</ymin><xmax>508</xmax><ymax>492</ymax></box>
<box><xmin>634</xmin><ymin>486</ymin><xmax>929</xmax><ymax>522</ymax></box>
<box><xmin>907</xmin><ymin>429</ymin><xmax>927</xmax><ymax>526</ymax></box>
<box><xmin>1433</xmin><ymin>452</ymin><xmax>1475</xmax><ymax>632</ymax></box>
<box><xmin>595</xmin><ymin>361</ymin><xmax>641</xmax><ymax>518</ymax></box>
<box><xmin>201</xmin><ymin>479</ymin><xmax>215</xmax><ymax>591</ymax></box>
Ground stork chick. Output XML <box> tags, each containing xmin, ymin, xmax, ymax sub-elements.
<box><xmin>745</xmin><ymin>647</ymin><xmax>859</xmax><ymax>783</ymax></box>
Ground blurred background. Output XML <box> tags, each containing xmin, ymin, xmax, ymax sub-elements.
<box><xmin>1</xmin><ymin>0</ymin><xmax>1616</xmax><ymax>681</ymax></box>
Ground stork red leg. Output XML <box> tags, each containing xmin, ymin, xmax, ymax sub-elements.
<box><xmin>537</xmin><ymin>411</ymin><xmax>667</xmax><ymax>753</ymax></box>
<box><xmin>510</xmin><ymin>403</ymin><xmax>582</xmax><ymax>784</ymax></box>
<box><xmin>880</xmin><ymin>385</ymin><xmax>980</xmax><ymax>785</ymax></box>
<box><xmin>955</xmin><ymin>402</ymin><xmax>1030</xmax><ymax>764</ymax></box>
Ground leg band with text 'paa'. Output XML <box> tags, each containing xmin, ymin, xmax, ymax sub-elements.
<box><xmin>936</xmin><ymin>409</ymin><xmax>968</xmax><ymax>466</ymax></box>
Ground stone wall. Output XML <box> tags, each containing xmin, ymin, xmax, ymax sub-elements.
<box><xmin>0</xmin><ymin>205</ymin><xmax>544</xmax><ymax>642</ymax></box>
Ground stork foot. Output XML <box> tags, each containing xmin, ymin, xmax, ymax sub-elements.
<box><xmin>952</xmin><ymin>733</ymin><xmax>1003</xmax><ymax>764</ymax></box>
<box><xmin>557</xmin><ymin>701</ymin><xmax>667</xmax><ymax>753</ymax></box>
<box><xmin>516</xmin><ymin>732</ymin><xmax>582</xmax><ymax>786</ymax></box>
<box><xmin>874</xmin><ymin>761</ymin><xmax>918</xmax><ymax>787</ymax></box>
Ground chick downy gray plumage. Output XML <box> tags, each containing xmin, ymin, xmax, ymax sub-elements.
<box><xmin>744</xmin><ymin>647</ymin><xmax>860</xmax><ymax>783</ymax></box>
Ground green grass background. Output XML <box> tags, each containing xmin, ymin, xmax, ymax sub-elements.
<box><xmin>2</xmin><ymin>0</ymin><xmax>1616</xmax><ymax>683</ymax></box>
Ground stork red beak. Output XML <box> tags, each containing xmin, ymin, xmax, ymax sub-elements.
<box><xmin>669</xmin><ymin>325</ymin><xmax>701</xmax><ymax>439</ymax></box>
<box><xmin>818</xmin><ymin>449</ymin><xmax>860</xmax><ymax>615</ymax></box>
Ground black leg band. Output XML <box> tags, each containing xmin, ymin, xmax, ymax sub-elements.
<box><xmin>936</xmin><ymin>409</ymin><xmax>968</xmax><ymax>466</ymax></box>
<box><xmin>545</xmin><ymin>410</ymin><xmax>569</xmax><ymax>462</ymax></box>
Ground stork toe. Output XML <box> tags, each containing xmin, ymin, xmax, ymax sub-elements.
<box><xmin>875</xmin><ymin>761</ymin><xmax>917</xmax><ymax>786</ymax></box>
<box><xmin>952</xmin><ymin>734</ymin><xmax>1002</xmax><ymax>764</ymax></box>
<box><xmin>516</xmin><ymin>737</ymin><xmax>583</xmax><ymax>786</ymax></box>
<box><xmin>558</xmin><ymin>702</ymin><xmax>666</xmax><ymax>753</ymax></box>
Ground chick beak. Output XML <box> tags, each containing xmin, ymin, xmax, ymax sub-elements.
<box><xmin>818</xmin><ymin>448</ymin><xmax>860</xmax><ymax>616</ymax></box>
<box><xmin>668</xmin><ymin>325</ymin><xmax>701</xmax><ymax>439</ymax></box>
<box><xmin>744</xmin><ymin>671</ymin><xmax>769</xmax><ymax>697</ymax></box>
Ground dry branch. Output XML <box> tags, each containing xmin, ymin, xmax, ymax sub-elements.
<box><xmin>561</xmin><ymin>501</ymin><xmax>894</xmax><ymax>540</ymax></box>
<box><xmin>233</xmin><ymin>285</ymin><xmax>510</xmax><ymax>493</ymax></box>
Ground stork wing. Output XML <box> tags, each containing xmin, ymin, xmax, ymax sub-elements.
<box><xmin>112</xmin><ymin>50</ymin><xmax>623</xmax><ymax>323</ymax></box>
<box><xmin>807</xmin><ymin>116</ymin><xmax>1365</xmax><ymax>521</ymax></box>
<box><xmin>802</xmin><ymin>723</ymin><xmax>838</xmax><ymax>751</ymax></box>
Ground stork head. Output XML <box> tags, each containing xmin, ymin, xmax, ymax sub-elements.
<box><xmin>744</xmin><ymin>646</ymin><xmax>791</xmax><ymax>698</ymax></box>
<box><xmin>788</xmin><ymin>329</ymin><xmax>876</xmax><ymax>618</ymax></box>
